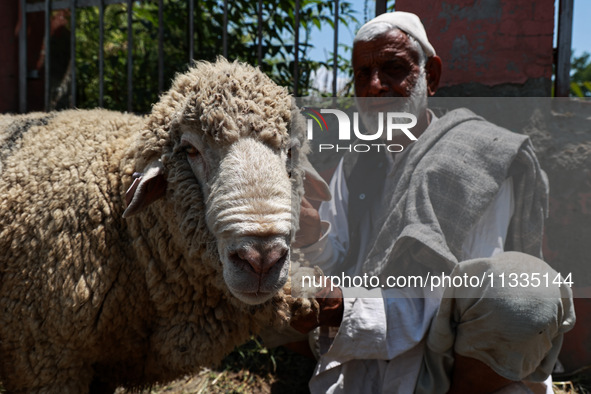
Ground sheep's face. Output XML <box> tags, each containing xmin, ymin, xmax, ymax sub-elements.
<box><xmin>124</xmin><ymin>59</ymin><xmax>329</xmax><ymax>306</ymax></box>
<box><xmin>125</xmin><ymin>126</ymin><xmax>299</xmax><ymax>306</ymax></box>
<box><xmin>179</xmin><ymin>128</ymin><xmax>294</xmax><ymax>305</ymax></box>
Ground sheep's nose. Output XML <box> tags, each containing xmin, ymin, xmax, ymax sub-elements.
<box><xmin>231</xmin><ymin>244</ymin><xmax>288</xmax><ymax>274</ymax></box>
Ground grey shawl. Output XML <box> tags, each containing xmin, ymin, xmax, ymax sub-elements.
<box><xmin>360</xmin><ymin>107</ymin><xmax>549</xmax><ymax>277</ymax></box>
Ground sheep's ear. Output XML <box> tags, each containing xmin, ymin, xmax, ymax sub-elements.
<box><xmin>123</xmin><ymin>161</ymin><xmax>167</xmax><ymax>218</ymax></box>
<box><xmin>301</xmin><ymin>156</ymin><xmax>331</xmax><ymax>202</ymax></box>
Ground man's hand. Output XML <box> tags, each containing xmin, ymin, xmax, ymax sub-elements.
<box><xmin>293</xmin><ymin>197</ymin><xmax>322</xmax><ymax>248</ymax></box>
<box><xmin>290</xmin><ymin>280</ymin><xmax>344</xmax><ymax>334</ymax></box>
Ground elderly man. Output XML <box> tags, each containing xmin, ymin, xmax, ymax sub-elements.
<box><xmin>289</xmin><ymin>11</ymin><xmax>575</xmax><ymax>394</ymax></box>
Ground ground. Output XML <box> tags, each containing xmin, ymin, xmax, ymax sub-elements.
<box><xmin>119</xmin><ymin>338</ymin><xmax>590</xmax><ymax>394</ymax></box>
<box><xmin>116</xmin><ymin>338</ymin><xmax>317</xmax><ymax>394</ymax></box>
<box><xmin>0</xmin><ymin>338</ymin><xmax>587</xmax><ymax>393</ymax></box>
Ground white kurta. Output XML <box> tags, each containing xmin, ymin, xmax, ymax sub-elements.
<box><xmin>302</xmin><ymin>142</ymin><xmax>533</xmax><ymax>393</ymax></box>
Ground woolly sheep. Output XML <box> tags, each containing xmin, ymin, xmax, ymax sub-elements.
<box><xmin>0</xmin><ymin>58</ymin><xmax>329</xmax><ymax>393</ymax></box>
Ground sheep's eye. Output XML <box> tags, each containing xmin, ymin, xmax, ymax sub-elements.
<box><xmin>184</xmin><ymin>144</ymin><xmax>199</xmax><ymax>158</ymax></box>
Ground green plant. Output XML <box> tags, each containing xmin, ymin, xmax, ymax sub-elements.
<box><xmin>73</xmin><ymin>0</ymin><xmax>358</xmax><ymax>113</ymax></box>
<box><xmin>570</xmin><ymin>51</ymin><xmax>591</xmax><ymax>97</ymax></box>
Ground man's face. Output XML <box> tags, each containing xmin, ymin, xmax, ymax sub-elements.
<box><xmin>353</xmin><ymin>29</ymin><xmax>429</xmax><ymax>138</ymax></box>
<box><xmin>353</xmin><ymin>29</ymin><xmax>424</xmax><ymax>98</ymax></box>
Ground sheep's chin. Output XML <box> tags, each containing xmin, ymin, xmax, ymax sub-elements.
<box><xmin>222</xmin><ymin>258</ymin><xmax>290</xmax><ymax>305</ymax></box>
<box><xmin>227</xmin><ymin>271</ymin><xmax>289</xmax><ymax>305</ymax></box>
<box><xmin>229</xmin><ymin>289</ymin><xmax>277</xmax><ymax>305</ymax></box>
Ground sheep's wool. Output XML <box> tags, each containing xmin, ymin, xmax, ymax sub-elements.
<box><xmin>0</xmin><ymin>58</ymin><xmax>315</xmax><ymax>392</ymax></box>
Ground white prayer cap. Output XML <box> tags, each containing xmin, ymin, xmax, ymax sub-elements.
<box><xmin>354</xmin><ymin>11</ymin><xmax>436</xmax><ymax>58</ymax></box>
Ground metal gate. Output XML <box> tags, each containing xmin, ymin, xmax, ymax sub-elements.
<box><xmin>18</xmin><ymin>0</ymin><xmax>375</xmax><ymax>113</ymax></box>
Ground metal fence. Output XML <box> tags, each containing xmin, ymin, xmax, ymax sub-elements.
<box><xmin>17</xmin><ymin>0</ymin><xmax>573</xmax><ymax>114</ymax></box>
<box><xmin>19</xmin><ymin>0</ymin><xmax>389</xmax><ymax>113</ymax></box>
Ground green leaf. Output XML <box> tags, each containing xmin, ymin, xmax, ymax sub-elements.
<box><xmin>71</xmin><ymin>0</ymin><xmax>359</xmax><ymax>106</ymax></box>
<box><xmin>570</xmin><ymin>82</ymin><xmax>584</xmax><ymax>97</ymax></box>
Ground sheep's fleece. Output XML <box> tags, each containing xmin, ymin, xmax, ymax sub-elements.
<box><xmin>0</xmin><ymin>58</ymin><xmax>328</xmax><ymax>393</ymax></box>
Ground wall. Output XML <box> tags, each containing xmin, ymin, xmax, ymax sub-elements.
<box><xmin>395</xmin><ymin>0</ymin><xmax>555</xmax><ymax>96</ymax></box>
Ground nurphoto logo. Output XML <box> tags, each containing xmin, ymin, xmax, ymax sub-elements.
<box><xmin>303</xmin><ymin>108</ymin><xmax>418</xmax><ymax>153</ymax></box>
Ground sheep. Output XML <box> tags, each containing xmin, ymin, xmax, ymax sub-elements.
<box><xmin>0</xmin><ymin>58</ymin><xmax>329</xmax><ymax>393</ymax></box>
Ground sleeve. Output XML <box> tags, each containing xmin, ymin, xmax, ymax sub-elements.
<box><xmin>300</xmin><ymin>158</ymin><xmax>350</xmax><ymax>274</ymax></box>
<box><xmin>320</xmin><ymin>286</ymin><xmax>440</xmax><ymax>362</ymax></box>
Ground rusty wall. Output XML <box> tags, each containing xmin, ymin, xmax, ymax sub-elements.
<box><xmin>395</xmin><ymin>0</ymin><xmax>555</xmax><ymax>96</ymax></box>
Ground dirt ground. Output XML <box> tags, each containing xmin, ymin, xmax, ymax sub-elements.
<box><xmin>115</xmin><ymin>340</ymin><xmax>317</xmax><ymax>394</ymax></box>
<box><xmin>115</xmin><ymin>340</ymin><xmax>590</xmax><ymax>394</ymax></box>
<box><xmin>0</xmin><ymin>342</ymin><xmax>588</xmax><ymax>393</ymax></box>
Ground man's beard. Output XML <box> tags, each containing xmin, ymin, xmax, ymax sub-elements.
<box><xmin>355</xmin><ymin>68</ymin><xmax>428</xmax><ymax>140</ymax></box>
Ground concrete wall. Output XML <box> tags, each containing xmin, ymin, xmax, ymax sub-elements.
<box><xmin>395</xmin><ymin>0</ymin><xmax>555</xmax><ymax>96</ymax></box>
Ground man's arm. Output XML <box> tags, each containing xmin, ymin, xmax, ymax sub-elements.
<box><xmin>297</xmin><ymin>159</ymin><xmax>350</xmax><ymax>274</ymax></box>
